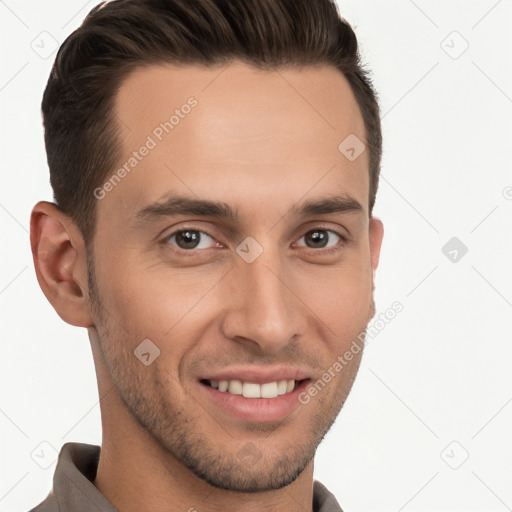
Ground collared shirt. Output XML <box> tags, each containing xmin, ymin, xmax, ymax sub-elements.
<box><xmin>29</xmin><ymin>442</ymin><xmax>344</xmax><ymax>512</ymax></box>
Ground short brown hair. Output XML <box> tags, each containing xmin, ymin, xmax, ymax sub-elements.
<box><xmin>42</xmin><ymin>0</ymin><xmax>381</xmax><ymax>243</ymax></box>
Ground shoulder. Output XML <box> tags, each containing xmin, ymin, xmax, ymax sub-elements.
<box><xmin>313</xmin><ymin>480</ymin><xmax>344</xmax><ymax>512</ymax></box>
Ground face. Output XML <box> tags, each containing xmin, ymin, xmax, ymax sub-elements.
<box><xmin>87</xmin><ymin>61</ymin><xmax>383</xmax><ymax>492</ymax></box>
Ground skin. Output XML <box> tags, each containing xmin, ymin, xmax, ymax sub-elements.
<box><xmin>30</xmin><ymin>61</ymin><xmax>384</xmax><ymax>512</ymax></box>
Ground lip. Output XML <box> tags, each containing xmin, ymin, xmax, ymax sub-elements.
<box><xmin>199</xmin><ymin>365</ymin><xmax>310</xmax><ymax>384</ymax></box>
<box><xmin>199</xmin><ymin>378</ymin><xmax>311</xmax><ymax>423</ymax></box>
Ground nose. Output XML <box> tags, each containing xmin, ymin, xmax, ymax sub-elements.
<box><xmin>220</xmin><ymin>247</ymin><xmax>308</xmax><ymax>353</ymax></box>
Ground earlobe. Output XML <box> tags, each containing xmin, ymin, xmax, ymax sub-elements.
<box><xmin>30</xmin><ymin>201</ymin><xmax>94</xmax><ymax>327</ymax></box>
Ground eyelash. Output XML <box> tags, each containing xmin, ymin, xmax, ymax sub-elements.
<box><xmin>161</xmin><ymin>226</ymin><xmax>348</xmax><ymax>256</ymax></box>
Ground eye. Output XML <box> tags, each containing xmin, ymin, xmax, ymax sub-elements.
<box><xmin>295</xmin><ymin>229</ymin><xmax>344</xmax><ymax>251</ymax></box>
<box><xmin>164</xmin><ymin>229</ymin><xmax>220</xmax><ymax>251</ymax></box>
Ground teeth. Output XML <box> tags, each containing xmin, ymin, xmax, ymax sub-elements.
<box><xmin>228</xmin><ymin>380</ymin><xmax>243</xmax><ymax>395</ymax></box>
<box><xmin>208</xmin><ymin>378</ymin><xmax>297</xmax><ymax>398</ymax></box>
<box><xmin>243</xmin><ymin>382</ymin><xmax>261</xmax><ymax>398</ymax></box>
<box><xmin>277</xmin><ymin>380</ymin><xmax>288</xmax><ymax>395</ymax></box>
<box><xmin>260</xmin><ymin>381</ymin><xmax>278</xmax><ymax>398</ymax></box>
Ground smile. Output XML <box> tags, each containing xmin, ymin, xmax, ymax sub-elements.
<box><xmin>199</xmin><ymin>378</ymin><xmax>311</xmax><ymax>423</ymax></box>
<box><xmin>202</xmin><ymin>379</ymin><xmax>305</xmax><ymax>398</ymax></box>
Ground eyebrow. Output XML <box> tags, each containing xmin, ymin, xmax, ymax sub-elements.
<box><xmin>132</xmin><ymin>193</ymin><xmax>364</xmax><ymax>225</ymax></box>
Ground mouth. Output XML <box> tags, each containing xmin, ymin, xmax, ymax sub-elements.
<box><xmin>198</xmin><ymin>378</ymin><xmax>312</xmax><ymax>423</ymax></box>
<box><xmin>200</xmin><ymin>378</ymin><xmax>309</xmax><ymax>398</ymax></box>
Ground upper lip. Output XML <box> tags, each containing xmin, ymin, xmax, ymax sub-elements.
<box><xmin>200</xmin><ymin>366</ymin><xmax>310</xmax><ymax>384</ymax></box>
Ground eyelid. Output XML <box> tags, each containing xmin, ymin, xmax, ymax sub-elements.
<box><xmin>296</xmin><ymin>222</ymin><xmax>350</xmax><ymax>240</ymax></box>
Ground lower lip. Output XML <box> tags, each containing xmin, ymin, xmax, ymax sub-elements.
<box><xmin>199</xmin><ymin>379</ymin><xmax>311</xmax><ymax>423</ymax></box>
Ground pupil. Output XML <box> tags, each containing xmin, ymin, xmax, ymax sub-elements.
<box><xmin>306</xmin><ymin>230</ymin><xmax>327</xmax><ymax>248</ymax></box>
<box><xmin>177</xmin><ymin>230</ymin><xmax>200</xmax><ymax>249</ymax></box>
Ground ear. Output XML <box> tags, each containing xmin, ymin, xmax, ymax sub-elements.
<box><xmin>30</xmin><ymin>201</ymin><xmax>94</xmax><ymax>327</ymax></box>
<box><xmin>369</xmin><ymin>217</ymin><xmax>384</xmax><ymax>286</ymax></box>
<box><xmin>366</xmin><ymin>217</ymin><xmax>384</xmax><ymax>320</ymax></box>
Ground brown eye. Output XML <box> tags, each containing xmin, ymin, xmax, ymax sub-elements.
<box><xmin>296</xmin><ymin>229</ymin><xmax>343</xmax><ymax>250</ymax></box>
<box><xmin>165</xmin><ymin>230</ymin><xmax>216</xmax><ymax>250</ymax></box>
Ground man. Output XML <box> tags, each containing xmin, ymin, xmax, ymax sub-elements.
<box><xmin>29</xmin><ymin>0</ymin><xmax>384</xmax><ymax>510</ymax></box>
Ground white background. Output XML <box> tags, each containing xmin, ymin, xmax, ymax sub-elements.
<box><xmin>1</xmin><ymin>1</ymin><xmax>511</xmax><ymax>511</ymax></box>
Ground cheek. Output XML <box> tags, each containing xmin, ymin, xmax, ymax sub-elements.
<box><xmin>98</xmin><ymin>259</ymin><xmax>223</xmax><ymax>345</ymax></box>
<box><xmin>303</xmin><ymin>258</ymin><xmax>373</xmax><ymax>340</ymax></box>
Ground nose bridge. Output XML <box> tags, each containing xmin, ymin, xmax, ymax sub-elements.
<box><xmin>221</xmin><ymin>245</ymin><xmax>306</xmax><ymax>350</ymax></box>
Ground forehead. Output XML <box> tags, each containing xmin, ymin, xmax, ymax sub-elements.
<box><xmin>100</xmin><ymin>61</ymin><xmax>368</xmax><ymax>224</ymax></box>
